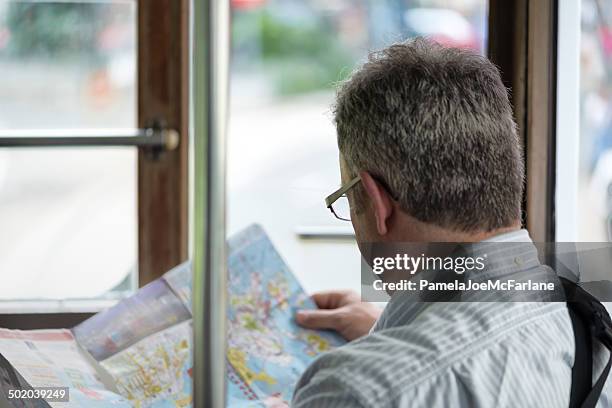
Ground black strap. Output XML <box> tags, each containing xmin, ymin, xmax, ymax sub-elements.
<box><xmin>567</xmin><ymin>305</ymin><xmax>593</xmax><ymax>407</ymax></box>
<box><xmin>561</xmin><ymin>277</ymin><xmax>612</xmax><ymax>408</ymax></box>
<box><xmin>583</xmin><ymin>356</ymin><xmax>612</xmax><ymax>408</ymax></box>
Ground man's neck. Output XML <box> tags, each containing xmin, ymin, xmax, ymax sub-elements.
<box><xmin>391</xmin><ymin>215</ymin><xmax>522</xmax><ymax>243</ymax></box>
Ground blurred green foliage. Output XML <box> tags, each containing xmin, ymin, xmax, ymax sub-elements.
<box><xmin>4</xmin><ymin>2</ymin><xmax>105</xmax><ymax>59</ymax></box>
<box><xmin>233</xmin><ymin>9</ymin><xmax>353</xmax><ymax>95</ymax></box>
<box><xmin>4</xmin><ymin>2</ymin><xmax>352</xmax><ymax>95</ymax></box>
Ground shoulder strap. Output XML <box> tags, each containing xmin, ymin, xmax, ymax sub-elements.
<box><xmin>561</xmin><ymin>277</ymin><xmax>612</xmax><ymax>408</ymax></box>
<box><xmin>567</xmin><ymin>304</ymin><xmax>593</xmax><ymax>407</ymax></box>
<box><xmin>584</xmin><ymin>357</ymin><xmax>612</xmax><ymax>408</ymax></box>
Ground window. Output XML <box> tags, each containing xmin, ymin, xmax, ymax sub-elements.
<box><xmin>575</xmin><ymin>0</ymin><xmax>612</xmax><ymax>242</ymax></box>
<box><xmin>228</xmin><ymin>0</ymin><xmax>488</xmax><ymax>294</ymax></box>
<box><xmin>0</xmin><ymin>0</ymin><xmax>189</xmax><ymax>317</ymax></box>
<box><xmin>0</xmin><ymin>1</ymin><xmax>137</xmax><ymax>303</ymax></box>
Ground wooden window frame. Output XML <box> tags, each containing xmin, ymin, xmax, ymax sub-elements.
<box><xmin>488</xmin><ymin>0</ymin><xmax>558</xmax><ymax>242</ymax></box>
<box><xmin>137</xmin><ymin>0</ymin><xmax>190</xmax><ymax>286</ymax></box>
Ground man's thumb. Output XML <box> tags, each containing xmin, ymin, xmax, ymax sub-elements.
<box><xmin>295</xmin><ymin>309</ymin><xmax>339</xmax><ymax>330</ymax></box>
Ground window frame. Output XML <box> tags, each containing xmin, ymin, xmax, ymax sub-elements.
<box><xmin>137</xmin><ymin>0</ymin><xmax>190</xmax><ymax>286</ymax></box>
<box><xmin>488</xmin><ymin>0</ymin><xmax>558</xmax><ymax>242</ymax></box>
<box><xmin>554</xmin><ymin>0</ymin><xmax>580</xmax><ymax>242</ymax></box>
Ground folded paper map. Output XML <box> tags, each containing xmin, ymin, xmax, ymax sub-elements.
<box><xmin>0</xmin><ymin>224</ymin><xmax>346</xmax><ymax>407</ymax></box>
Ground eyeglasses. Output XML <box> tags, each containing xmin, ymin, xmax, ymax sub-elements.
<box><xmin>325</xmin><ymin>176</ymin><xmax>361</xmax><ymax>221</ymax></box>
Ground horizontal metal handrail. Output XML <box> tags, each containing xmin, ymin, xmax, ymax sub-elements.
<box><xmin>0</xmin><ymin>128</ymin><xmax>180</xmax><ymax>151</ymax></box>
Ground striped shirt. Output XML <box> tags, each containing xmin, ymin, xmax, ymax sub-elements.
<box><xmin>292</xmin><ymin>230</ymin><xmax>612</xmax><ymax>407</ymax></box>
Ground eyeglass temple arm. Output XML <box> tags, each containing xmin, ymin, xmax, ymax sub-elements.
<box><xmin>325</xmin><ymin>175</ymin><xmax>361</xmax><ymax>207</ymax></box>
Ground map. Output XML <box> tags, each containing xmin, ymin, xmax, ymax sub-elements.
<box><xmin>0</xmin><ymin>225</ymin><xmax>346</xmax><ymax>407</ymax></box>
<box><xmin>0</xmin><ymin>329</ymin><xmax>131</xmax><ymax>407</ymax></box>
<box><xmin>225</xmin><ymin>225</ymin><xmax>346</xmax><ymax>406</ymax></box>
<box><xmin>100</xmin><ymin>321</ymin><xmax>192</xmax><ymax>408</ymax></box>
<box><xmin>72</xmin><ymin>264</ymin><xmax>195</xmax><ymax>408</ymax></box>
<box><xmin>73</xmin><ymin>277</ymin><xmax>191</xmax><ymax>361</ymax></box>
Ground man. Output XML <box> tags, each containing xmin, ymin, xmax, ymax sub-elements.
<box><xmin>291</xmin><ymin>39</ymin><xmax>612</xmax><ymax>407</ymax></box>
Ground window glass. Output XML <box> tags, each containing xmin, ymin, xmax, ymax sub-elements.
<box><xmin>228</xmin><ymin>0</ymin><xmax>488</xmax><ymax>293</ymax></box>
<box><xmin>0</xmin><ymin>0</ymin><xmax>136</xmax><ymax>129</ymax></box>
<box><xmin>0</xmin><ymin>1</ymin><xmax>137</xmax><ymax>302</ymax></box>
<box><xmin>0</xmin><ymin>148</ymin><xmax>137</xmax><ymax>301</ymax></box>
<box><xmin>579</xmin><ymin>0</ymin><xmax>612</xmax><ymax>241</ymax></box>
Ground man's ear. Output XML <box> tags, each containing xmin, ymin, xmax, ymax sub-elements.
<box><xmin>359</xmin><ymin>171</ymin><xmax>394</xmax><ymax>236</ymax></box>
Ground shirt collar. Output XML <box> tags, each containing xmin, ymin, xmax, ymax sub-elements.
<box><xmin>370</xmin><ymin>229</ymin><xmax>541</xmax><ymax>332</ymax></box>
<box><xmin>482</xmin><ymin>229</ymin><xmax>532</xmax><ymax>243</ymax></box>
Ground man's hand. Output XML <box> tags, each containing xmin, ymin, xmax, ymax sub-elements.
<box><xmin>295</xmin><ymin>290</ymin><xmax>382</xmax><ymax>341</ymax></box>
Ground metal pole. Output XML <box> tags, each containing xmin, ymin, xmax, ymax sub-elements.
<box><xmin>190</xmin><ymin>0</ymin><xmax>229</xmax><ymax>406</ymax></box>
<box><xmin>0</xmin><ymin>128</ymin><xmax>179</xmax><ymax>150</ymax></box>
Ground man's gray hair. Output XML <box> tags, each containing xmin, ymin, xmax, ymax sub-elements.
<box><xmin>334</xmin><ymin>38</ymin><xmax>523</xmax><ymax>232</ymax></box>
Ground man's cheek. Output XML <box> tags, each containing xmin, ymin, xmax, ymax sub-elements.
<box><xmin>352</xmin><ymin>214</ymin><xmax>374</xmax><ymax>244</ymax></box>
<box><xmin>352</xmin><ymin>221</ymin><xmax>363</xmax><ymax>243</ymax></box>
<box><xmin>351</xmin><ymin>216</ymin><xmax>366</xmax><ymax>242</ymax></box>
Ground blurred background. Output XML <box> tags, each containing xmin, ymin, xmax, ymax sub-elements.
<box><xmin>0</xmin><ymin>0</ymin><xmax>607</xmax><ymax>304</ymax></box>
